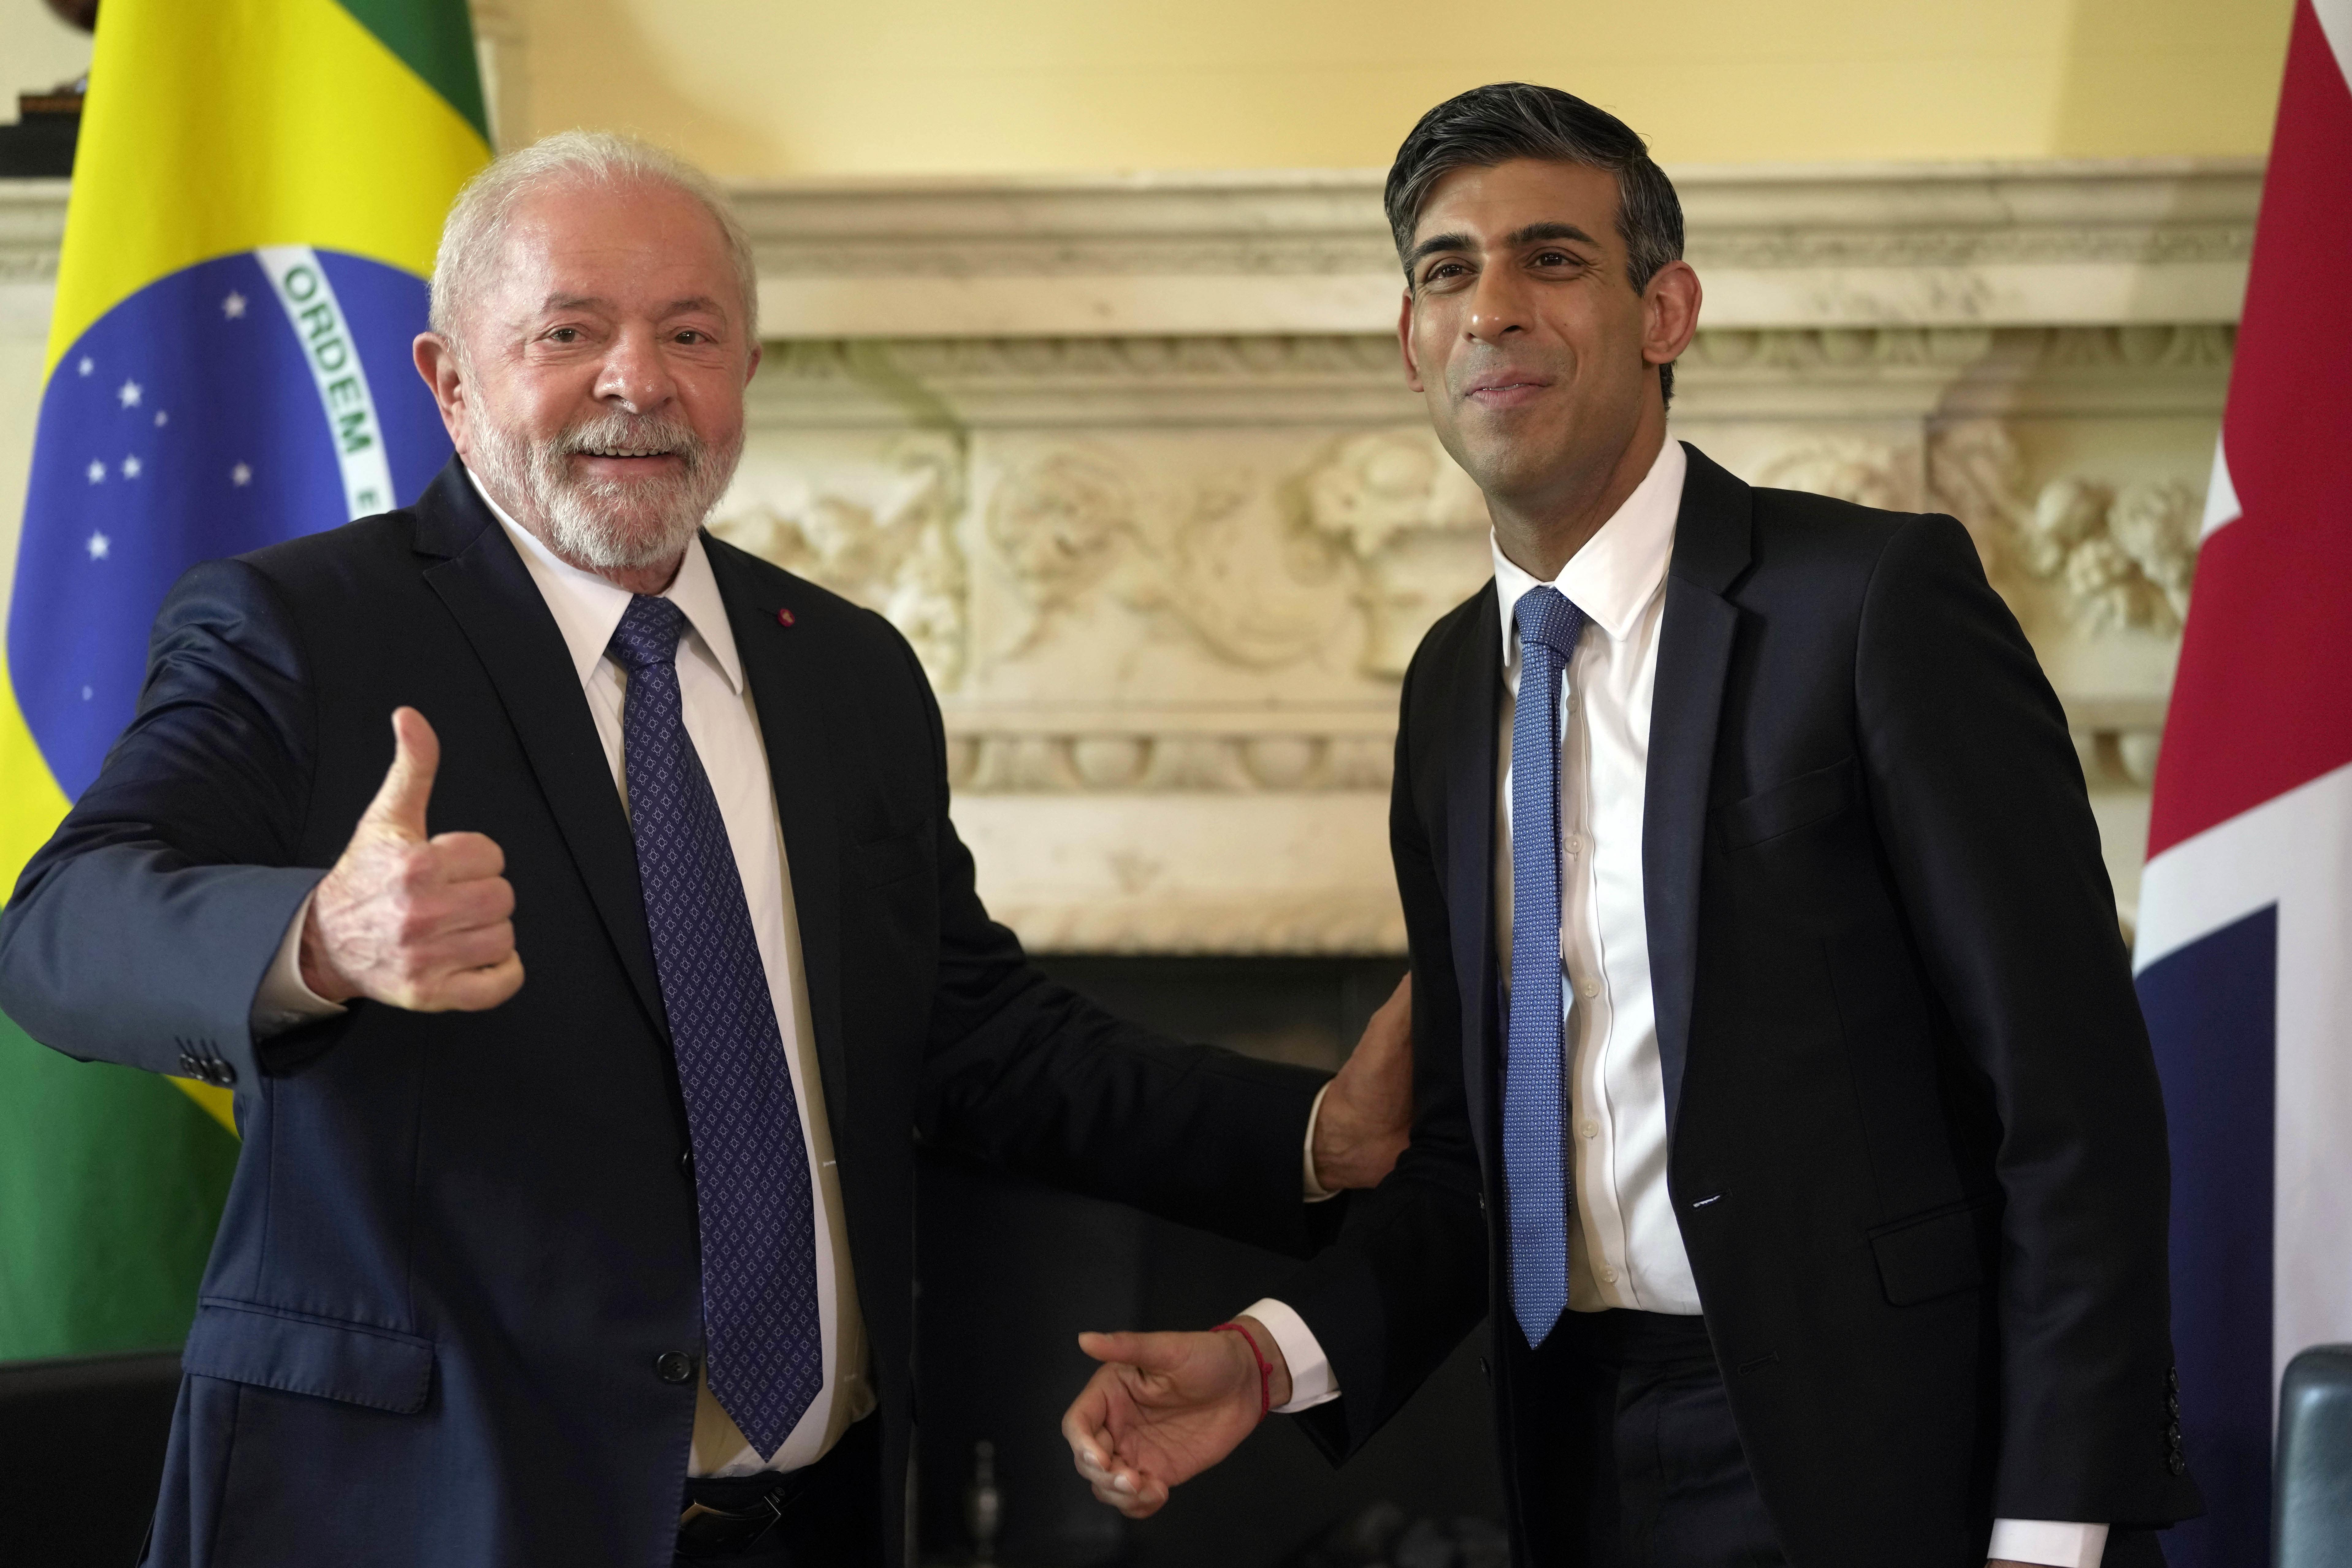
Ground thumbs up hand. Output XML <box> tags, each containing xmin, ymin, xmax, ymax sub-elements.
<box><xmin>299</xmin><ymin>707</ymin><xmax>524</xmax><ymax>1011</ymax></box>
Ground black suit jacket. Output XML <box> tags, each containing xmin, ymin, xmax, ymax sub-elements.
<box><xmin>0</xmin><ymin>460</ymin><xmax>1331</xmax><ymax>1568</ymax></box>
<box><xmin>1281</xmin><ymin>444</ymin><xmax>2200</xmax><ymax>1564</ymax></box>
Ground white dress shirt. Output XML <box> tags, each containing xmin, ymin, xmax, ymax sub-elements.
<box><xmin>1246</xmin><ymin>440</ymin><xmax>2104</xmax><ymax>1568</ymax></box>
<box><xmin>254</xmin><ymin>471</ymin><xmax>874</xmax><ymax>1476</ymax></box>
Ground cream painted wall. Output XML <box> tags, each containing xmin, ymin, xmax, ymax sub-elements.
<box><xmin>0</xmin><ymin>1</ymin><xmax>2299</xmax><ymax>177</ymax></box>
<box><xmin>0</xmin><ymin>0</ymin><xmax>91</xmax><ymax>108</ymax></box>
<box><xmin>511</xmin><ymin>0</ymin><xmax>2293</xmax><ymax>176</ymax></box>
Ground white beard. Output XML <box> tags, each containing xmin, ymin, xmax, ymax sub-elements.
<box><xmin>469</xmin><ymin>405</ymin><xmax>742</xmax><ymax>573</ymax></box>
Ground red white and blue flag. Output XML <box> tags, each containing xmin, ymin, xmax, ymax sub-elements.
<box><xmin>2133</xmin><ymin>1</ymin><xmax>2352</xmax><ymax>1560</ymax></box>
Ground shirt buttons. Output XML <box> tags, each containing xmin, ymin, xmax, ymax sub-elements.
<box><xmin>1565</xmin><ymin>835</ymin><xmax>1583</xmax><ymax>856</ymax></box>
<box><xmin>1601</xmin><ymin>1267</ymin><xmax>1618</xmax><ymax>1284</ymax></box>
<box><xmin>1578</xmin><ymin>979</ymin><xmax>1600</xmax><ymax>999</ymax></box>
<box><xmin>1580</xmin><ymin>1119</ymin><xmax>1599</xmax><ymax>1139</ymax></box>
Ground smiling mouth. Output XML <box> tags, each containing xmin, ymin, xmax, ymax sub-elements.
<box><xmin>578</xmin><ymin>445</ymin><xmax>677</xmax><ymax>460</ymax></box>
<box><xmin>1465</xmin><ymin>378</ymin><xmax>1552</xmax><ymax>400</ymax></box>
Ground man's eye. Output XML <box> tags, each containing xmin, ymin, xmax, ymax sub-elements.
<box><xmin>1425</xmin><ymin>261</ymin><xmax>1468</xmax><ymax>283</ymax></box>
<box><xmin>1534</xmin><ymin>251</ymin><xmax>1574</xmax><ymax>267</ymax></box>
<box><xmin>546</xmin><ymin>327</ymin><xmax>580</xmax><ymax>343</ymax></box>
<box><xmin>676</xmin><ymin>330</ymin><xmax>707</xmax><ymax>344</ymax></box>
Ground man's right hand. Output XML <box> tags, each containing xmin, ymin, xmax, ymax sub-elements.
<box><xmin>300</xmin><ymin>707</ymin><xmax>524</xmax><ymax>1011</ymax></box>
<box><xmin>1061</xmin><ymin>1318</ymin><xmax>1289</xmax><ymax>1519</ymax></box>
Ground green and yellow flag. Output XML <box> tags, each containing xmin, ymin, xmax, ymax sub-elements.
<box><xmin>0</xmin><ymin>0</ymin><xmax>488</xmax><ymax>1360</ymax></box>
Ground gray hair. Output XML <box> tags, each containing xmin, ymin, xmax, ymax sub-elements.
<box><xmin>429</xmin><ymin>129</ymin><xmax>759</xmax><ymax>348</ymax></box>
<box><xmin>1385</xmin><ymin>84</ymin><xmax>1685</xmax><ymax>407</ymax></box>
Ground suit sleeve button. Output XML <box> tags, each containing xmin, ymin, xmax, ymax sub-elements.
<box><xmin>177</xmin><ymin>1052</ymin><xmax>200</xmax><ymax>1076</ymax></box>
<box><xmin>2167</xmin><ymin>1453</ymin><xmax>2187</xmax><ymax>1475</ymax></box>
<box><xmin>656</xmin><ymin>1352</ymin><xmax>696</xmax><ymax>1385</ymax></box>
<box><xmin>212</xmin><ymin>1061</ymin><xmax>237</xmax><ymax>1086</ymax></box>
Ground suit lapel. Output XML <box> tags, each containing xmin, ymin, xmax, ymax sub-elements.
<box><xmin>1643</xmin><ymin>444</ymin><xmax>1753</xmax><ymax>1131</ymax></box>
<box><xmin>704</xmin><ymin>540</ymin><xmax>851</xmax><ymax>1148</ymax></box>
<box><xmin>413</xmin><ymin>464</ymin><xmax>669</xmax><ymax>1037</ymax></box>
<box><xmin>1442</xmin><ymin>590</ymin><xmax>1505</xmax><ymax>1164</ymax></box>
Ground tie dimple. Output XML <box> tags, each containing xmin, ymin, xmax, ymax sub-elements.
<box><xmin>608</xmin><ymin>591</ymin><xmax>688</xmax><ymax>673</ymax></box>
<box><xmin>1505</xmin><ymin>583</ymin><xmax>1588</xmax><ymax>1349</ymax></box>
<box><xmin>610</xmin><ymin>592</ymin><xmax>822</xmax><ymax>1457</ymax></box>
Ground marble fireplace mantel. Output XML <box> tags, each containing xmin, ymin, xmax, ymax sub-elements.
<box><xmin>716</xmin><ymin>159</ymin><xmax>2258</xmax><ymax>339</ymax></box>
<box><xmin>0</xmin><ymin>161</ymin><xmax>2250</xmax><ymax>952</ymax></box>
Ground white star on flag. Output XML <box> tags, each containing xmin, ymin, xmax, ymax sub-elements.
<box><xmin>77</xmin><ymin>356</ymin><xmax>94</xmax><ymax>376</ymax></box>
<box><xmin>231</xmin><ymin>462</ymin><xmax>252</xmax><ymax>486</ymax></box>
<box><xmin>154</xmin><ymin>411</ymin><xmax>168</xmax><ymax>427</ymax></box>
<box><xmin>117</xmin><ymin>379</ymin><xmax>142</xmax><ymax>409</ymax></box>
<box><xmin>86</xmin><ymin>532</ymin><xmax>110</xmax><ymax>560</ymax></box>
<box><xmin>121</xmin><ymin>456</ymin><xmax>142</xmax><ymax>479</ymax></box>
<box><xmin>222</xmin><ymin>292</ymin><xmax>247</xmax><ymax>320</ymax></box>
<box><xmin>85</xmin><ymin>460</ymin><xmax>105</xmax><ymax>484</ymax></box>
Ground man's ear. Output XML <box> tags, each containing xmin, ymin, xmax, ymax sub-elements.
<box><xmin>743</xmin><ymin>337</ymin><xmax>763</xmax><ymax>386</ymax></box>
<box><xmin>412</xmin><ymin>332</ymin><xmax>470</xmax><ymax>457</ymax></box>
<box><xmin>1396</xmin><ymin>288</ymin><xmax>1424</xmax><ymax>393</ymax></box>
<box><xmin>1640</xmin><ymin>260</ymin><xmax>1703</xmax><ymax>369</ymax></box>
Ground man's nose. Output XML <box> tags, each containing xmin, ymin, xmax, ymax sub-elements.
<box><xmin>1465</xmin><ymin>266</ymin><xmax>1530</xmax><ymax>343</ymax></box>
<box><xmin>595</xmin><ymin>326</ymin><xmax>677</xmax><ymax>412</ymax></box>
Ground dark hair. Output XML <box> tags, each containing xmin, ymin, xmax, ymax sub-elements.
<box><xmin>1385</xmin><ymin>83</ymin><xmax>1686</xmax><ymax>407</ymax></box>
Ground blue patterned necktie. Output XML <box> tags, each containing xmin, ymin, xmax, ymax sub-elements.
<box><xmin>608</xmin><ymin>594</ymin><xmax>821</xmax><ymax>1457</ymax></box>
<box><xmin>1505</xmin><ymin>583</ymin><xmax>1588</xmax><ymax>1350</ymax></box>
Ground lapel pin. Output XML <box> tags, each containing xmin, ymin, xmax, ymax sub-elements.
<box><xmin>775</xmin><ymin>607</ymin><xmax>796</xmax><ymax>627</ymax></box>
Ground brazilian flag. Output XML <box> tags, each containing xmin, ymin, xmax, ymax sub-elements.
<box><xmin>0</xmin><ymin>0</ymin><xmax>489</xmax><ymax>1360</ymax></box>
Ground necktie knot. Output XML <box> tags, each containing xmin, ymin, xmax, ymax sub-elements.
<box><xmin>608</xmin><ymin>593</ymin><xmax>687</xmax><ymax>674</ymax></box>
<box><xmin>1516</xmin><ymin>584</ymin><xmax>1588</xmax><ymax>660</ymax></box>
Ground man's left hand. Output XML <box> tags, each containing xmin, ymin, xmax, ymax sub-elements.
<box><xmin>1312</xmin><ymin>972</ymin><xmax>1413</xmax><ymax>1190</ymax></box>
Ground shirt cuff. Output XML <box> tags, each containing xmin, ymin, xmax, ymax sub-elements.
<box><xmin>1300</xmin><ymin>1080</ymin><xmax>1338</xmax><ymax>1202</ymax></box>
<box><xmin>1242</xmin><ymin>1297</ymin><xmax>1340</xmax><ymax>1412</ymax></box>
<box><xmin>1986</xmin><ymin>1520</ymin><xmax>2109</xmax><ymax>1567</ymax></box>
<box><xmin>250</xmin><ymin>889</ymin><xmax>348</xmax><ymax>1038</ymax></box>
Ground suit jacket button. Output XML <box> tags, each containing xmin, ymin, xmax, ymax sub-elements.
<box><xmin>656</xmin><ymin>1352</ymin><xmax>696</xmax><ymax>1385</ymax></box>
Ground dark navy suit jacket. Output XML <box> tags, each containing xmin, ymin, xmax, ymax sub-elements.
<box><xmin>1281</xmin><ymin>445</ymin><xmax>2201</xmax><ymax>1565</ymax></box>
<box><xmin>0</xmin><ymin>461</ymin><xmax>1332</xmax><ymax>1568</ymax></box>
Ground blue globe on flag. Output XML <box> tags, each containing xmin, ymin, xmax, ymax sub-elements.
<box><xmin>11</xmin><ymin>249</ymin><xmax>451</xmax><ymax>799</ymax></box>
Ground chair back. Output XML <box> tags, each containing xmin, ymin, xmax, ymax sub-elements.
<box><xmin>2277</xmin><ymin>1344</ymin><xmax>2352</xmax><ymax>1568</ymax></box>
<box><xmin>0</xmin><ymin>1350</ymin><xmax>183</xmax><ymax>1567</ymax></box>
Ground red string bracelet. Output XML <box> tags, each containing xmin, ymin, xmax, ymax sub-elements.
<box><xmin>1212</xmin><ymin>1322</ymin><xmax>1274</xmax><ymax>1416</ymax></box>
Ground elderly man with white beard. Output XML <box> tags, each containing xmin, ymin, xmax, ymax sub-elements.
<box><xmin>0</xmin><ymin>131</ymin><xmax>1415</xmax><ymax>1568</ymax></box>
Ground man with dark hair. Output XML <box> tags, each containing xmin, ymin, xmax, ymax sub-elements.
<box><xmin>1060</xmin><ymin>84</ymin><xmax>2198</xmax><ymax>1567</ymax></box>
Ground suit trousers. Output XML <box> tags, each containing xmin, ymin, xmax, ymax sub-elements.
<box><xmin>674</xmin><ymin>1416</ymin><xmax>884</xmax><ymax>1567</ymax></box>
<box><xmin>1520</xmin><ymin>1309</ymin><xmax>1785</xmax><ymax>1568</ymax></box>
<box><xmin>1518</xmin><ymin>1311</ymin><xmax>2173</xmax><ymax>1568</ymax></box>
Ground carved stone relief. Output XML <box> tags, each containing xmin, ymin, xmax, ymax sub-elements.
<box><xmin>708</xmin><ymin>439</ymin><xmax>969</xmax><ymax>688</ymax></box>
<box><xmin>703</xmin><ymin>319</ymin><xmax>2224</xmax><ymax>948</ymax></box>
<box><xmin>1300</xmin><ymin>429</ymin><xmax>1492</xmax><ymax>676</ymax></box>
